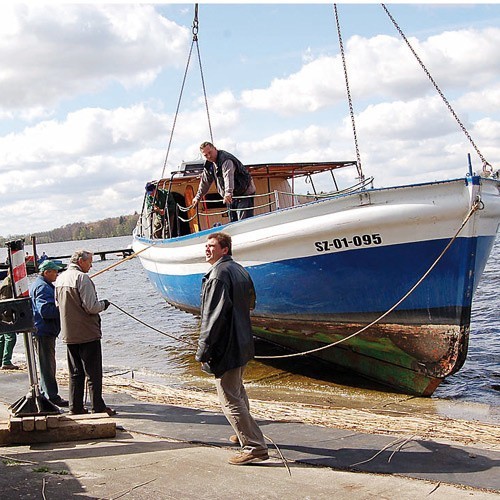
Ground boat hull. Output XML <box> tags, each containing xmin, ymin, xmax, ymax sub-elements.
<box><xmin>133</xmin><ymin>176</ymin><xmax>500</xmax><ymax>395</ymax></box>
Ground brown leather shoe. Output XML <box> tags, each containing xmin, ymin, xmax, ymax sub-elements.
<box><xmin>228</xmin><ymin>447</ymin><xmax>269</xmax><ymax>465</ymax></box>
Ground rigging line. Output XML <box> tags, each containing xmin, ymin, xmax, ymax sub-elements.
<box><xmin>256</xmin><ymin>198</ymin><xmax>482</xmax><ymax>360</ymax></box>
<box><xmin>381</xmin><ymin>3</ymin><xmax>491</xmax><ymax>169</ymax></box>
<box><xmin>110</xmin><ymin>301</ymin><xmax>197</xmax><ymax>347</ymax></box>
<box><xmin>90</xmin><ymin>244</ymin><xmax>154</xmax><ymax>280</ymax></box>
<box><xmin>194</xmin><ymin>16</ymin><xmax>214</xmax><ymax>143</ymax></box>
<box><xmin>160</xmin><ymin>6</ymin><xmax>198</xmax><ymax>179</ymax></box>
<box><xmin>333</xmin><ymin>4</ymin><xmax>364</xmax><ymax>182</ymax></box>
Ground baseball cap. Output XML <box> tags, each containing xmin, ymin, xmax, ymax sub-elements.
<box><xmin>39</xmin><ymin>260</ymin><xmax>63</xmax><ymax>273</ymax></box>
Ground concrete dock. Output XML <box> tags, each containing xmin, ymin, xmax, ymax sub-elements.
<box><xmin>1</xmin><ymin>370</ymin><xmax>498</xmax><ymax>499</ymax></box>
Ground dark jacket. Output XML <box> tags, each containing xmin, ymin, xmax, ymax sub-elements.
<box><xmin>196</xmin><ymin>150</ymin><xmax>254</xmax><ymax>200</ymax></box>
<box><xmin>196</xmin><ymin>255</ymin><xmax>256</xmax><ymax>377</ymax></box>
<box><xmin>29</xmin><ymin>275</ymin><xmax>61</xmax><ymax>337</ymax></box>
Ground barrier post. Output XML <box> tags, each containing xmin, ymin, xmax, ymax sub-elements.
<box><xmin>4</xmin><ymin>239</ymin><xmax>60</xmax><ymax>416</ymax></box>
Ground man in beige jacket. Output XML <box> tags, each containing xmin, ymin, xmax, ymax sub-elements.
<box><xmin>55</xmin><ymin>250</ymin><xmax>115</xmax><ymax>416</ymax></box>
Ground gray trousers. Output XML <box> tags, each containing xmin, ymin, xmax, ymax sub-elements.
<box><xmin>215</xmin><ymin>366</ymin><xmax>267</xmax><ymax>452</ymax></box>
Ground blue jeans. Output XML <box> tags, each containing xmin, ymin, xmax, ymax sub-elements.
<box><xmin>34</xmin><ymin>335</ymin><xmax>59</xmax><ymax>400</ymax></box>
<box><xmin>229</xmin><ymin>196</ymin><xmax>254</xmax><ymax>222</ymax></box>
<box><xmin>0</xmin><ymin>333</ymin><xmax>17</xmax><ymax>365</ymax></box>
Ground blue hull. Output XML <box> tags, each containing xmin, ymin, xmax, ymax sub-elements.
<box><xmin>146</xmin><ymin>235</ymin><xmax>494</xmax><ymax>324</ymax></box>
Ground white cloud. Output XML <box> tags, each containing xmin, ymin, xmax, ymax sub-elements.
<box><xmin>0</xmin><ymin>4</ymin><xmax>189</xmax><ymax>114</ymax></box>
<box><xmin>239</xmin><ymin>28</ymin><xmax>500</xmax><ymax>114</ymax></box>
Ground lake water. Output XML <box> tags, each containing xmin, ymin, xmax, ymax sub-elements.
<box><xmin>2</xmin><ymin>234</ymin><xmax>499</xmax><ymax>409</ymax></box>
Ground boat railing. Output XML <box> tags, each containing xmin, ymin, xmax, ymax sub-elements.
<box><xmin>136</xmin><ymin>175</ymin><xmax>374</xmax><ymax>239</ymax></box>
<box><xmin>177</xmin><ymin>191</ymin><xmax>277</xmax><ymax>222</ymax></box>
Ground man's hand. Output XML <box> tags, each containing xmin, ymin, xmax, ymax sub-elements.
<box><xmin>103</xmin><ymin>299</ymin><xmax>111</xmax><ymax>310</ymax></box>
<box><xmin>223</xmin><ymin>193</ymin><xmax>233</xmax><ymax>204</ymax></box>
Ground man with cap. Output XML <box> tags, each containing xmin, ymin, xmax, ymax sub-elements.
<box><xmin>29</xmin><ymin>260</ymin><xmax>68</xmax><ymax>407</ymax></box>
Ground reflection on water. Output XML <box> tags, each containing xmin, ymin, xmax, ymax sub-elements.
<box><xmin>5</xmin><ymin>235</ymin><xmax>499</xmax><ymax>413</ymax></box>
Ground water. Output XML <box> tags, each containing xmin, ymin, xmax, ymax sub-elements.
<box><xmin>3</xmin><ymin>235</ymin><xmax>499</xmax><ymax>410</ymax></box>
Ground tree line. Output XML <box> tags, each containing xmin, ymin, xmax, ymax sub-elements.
<box><xmin>0</xmin><ymin>213</ymin><xmax>140</xmax><ymax>246</ymax></box>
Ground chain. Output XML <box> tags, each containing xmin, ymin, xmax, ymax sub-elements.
<box><xmin>381</xmin><ymin>4</ymin><xmax>491</xmax><ymax>170</ymax></box>
<box><xmin>333</xmin><ymin>5</ymin><xmax>364</xmax><ymax>182</ymax></box>
<box><xmin>161</xmin><ymin>4</ymin><xmax>213</xmax><ymax>178</ymax></box>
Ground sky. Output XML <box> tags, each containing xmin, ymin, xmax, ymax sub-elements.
<box><xmin>0</xmin><ymin>2</ymin><xmax>499</xmax><ymax>237</ymax></box>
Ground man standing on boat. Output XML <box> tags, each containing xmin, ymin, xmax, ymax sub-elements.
<box><xmin>192</xmin><ymin>142</ymin><xmax>256</xmax><ymax>222</ymax></box>
<box><xmin>55</xmin><ymin>250</ymin><xmax>116</xmax><ymax>416</ymax></box>
<box><xmin>196</xmin><ymin>232</ymin><xmax>268</xmax><ymax>465</ymax></box>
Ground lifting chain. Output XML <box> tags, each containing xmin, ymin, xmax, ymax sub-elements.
<box><xmin>161</xmin><ymin>4</ymin><xmax>214</xmax><ymax>178</ymax></box>
<box><xmin>334</xmin><ymin>5</ymin><xmax>365</xmax><ymax>183</ymax></box>
<box><xmin>381</xmin><ymin>4</ymin><xmax>491</xmax><ymax>170</ymax></box>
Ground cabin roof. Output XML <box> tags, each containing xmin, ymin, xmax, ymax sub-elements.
<box><xmin>158</xmin><ymin>160</ymin><xmax>357</xmax><ymax>187</ymax></box>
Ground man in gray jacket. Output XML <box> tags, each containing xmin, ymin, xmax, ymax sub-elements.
<box><xmin>196</xmin><ymin>232</ymin><xmax>268</xmax><ymax>465</ymax></box>
<box><xmin>55</xmin><ymin>250</ymin><xmax>115</xmax><ymax>416</ymax></box>
<box><xmin>192</xmin><ymin>142</ymin><xmax>256</xmax><ymax>222</ymax></box>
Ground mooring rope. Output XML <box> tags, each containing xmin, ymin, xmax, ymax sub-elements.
<box><xmin>255</xmin><ymin>197</ymin><xmax>482</xmax><ymax>360</ymax></box>
<box><xmin>110</xmin><ymin>301</ymin><xmax>197</xmax><ymax>347</ymax></box>
<box><xmin>90</xmin><ymin>244</ymin><xmax>153</xmax><ymax>280</ymax></box>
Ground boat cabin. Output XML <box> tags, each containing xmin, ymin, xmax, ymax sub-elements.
<box><xmin>136</xmin><ymin>159</ymin><xmax>367</xmax><ymax>239</ymax></box>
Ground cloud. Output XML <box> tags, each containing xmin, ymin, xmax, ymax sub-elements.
<box><xmin>239</xmin><ymin>27</ymin><xmax>500</xmax><ymax>114</ymax></box>
<box><xmin>0</xmin><ymin>4</ymin><xmax>189</xmax><ymax>114</ymax></box>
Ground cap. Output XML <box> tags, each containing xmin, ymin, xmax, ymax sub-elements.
<box><xmin>39</xmin><ymin>260</ymin><xmax>63</xmax><ymax>273</ymax></box>
<box><xmin>146</xmin><ymin>182</ymin><xmax>156</xmax><ymax>193</ymax></box>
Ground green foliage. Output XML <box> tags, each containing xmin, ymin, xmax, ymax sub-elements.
<box><xmin>0</xmin><ymin>213</ymin><xmax>140</xmax><ymax>246</ymax></box>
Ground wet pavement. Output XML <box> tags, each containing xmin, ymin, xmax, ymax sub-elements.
<box><xmin>1</xmin><ymin>370</ymin><xmax>499</xmax><ymax>499</ymax></box>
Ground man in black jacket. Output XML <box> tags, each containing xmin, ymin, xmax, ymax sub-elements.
<box><xmin>196</xmin><ymin>232</ymin><xmax>268</xmax><ymax>465</ymax></box>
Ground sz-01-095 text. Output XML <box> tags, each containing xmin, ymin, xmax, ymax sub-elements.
<box><xmin>314</xmin><ymin>234</ymin><xmax>383</xmax><ymax>252</ymax></box>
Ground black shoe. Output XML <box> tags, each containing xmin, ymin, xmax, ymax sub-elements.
<box><xmin>50</xmin><ymin>398</ymin><xmax>69</xmax><ymax>407</ymax></box>
<box><xmin>1</xmin><ymin>363</ymin><xmax>19</xmax><ymax>370</ymax></box>
<box><xmin>69</xmin><ymin>408</ymin><xmax>88</xmax><ymax>415</ymax></box>
<box><xmin>93</xmin><ymin>407</ymin><xmax>117</xmax><ymax>416</ymax></box>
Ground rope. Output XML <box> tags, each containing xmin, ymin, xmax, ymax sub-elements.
<box><xmin>255</xmin><ymin>197</ymin><xmax>482</xmax><ymax>360</ymax></box>
<box><xmin>110</xmin><ymin>301</ymin><xmax>197</xmax><ymax>347</ymax></box>
<box><xmin>90</xmin><ymin>244</ymin><xmax>153</xmax><ymax>280</ymax></box>
<box><xmin>160</xmin><ymin>4</ymin><xmax>213</xmax><ymax>178</ymax></box>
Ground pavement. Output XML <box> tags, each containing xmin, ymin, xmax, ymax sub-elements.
<box><xmin>1</xmin><ymin>370</ymin><xmax>499</xmax><ymax>500</ymax></box>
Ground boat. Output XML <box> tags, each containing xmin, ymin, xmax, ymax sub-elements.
<box><xmin>132</xmin><ymin>6</ymin><xmax>500</xmax><ymax>396</ymax></box>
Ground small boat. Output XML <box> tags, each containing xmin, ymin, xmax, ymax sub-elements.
<box><xmin>132</xmin><ymin>6</ymin><xmax>500</xmax><ymax>396</ymax></box>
